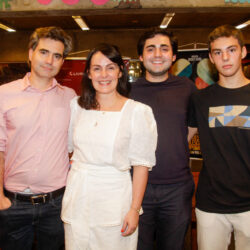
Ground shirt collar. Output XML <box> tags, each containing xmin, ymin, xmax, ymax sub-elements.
<box><xmin>21</xmin><ymin>72</ymin><xmax>63</xmax><ymax>91</ymax></box>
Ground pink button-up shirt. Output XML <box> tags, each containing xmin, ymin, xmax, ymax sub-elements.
<box><xmin>0</xmin><ymin>73</ymin><xmax>76</xmax><ymax>193</ymax></box>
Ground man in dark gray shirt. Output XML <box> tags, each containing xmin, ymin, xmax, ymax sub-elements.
<box><xmin>131</xmin><ymin>28</ymin><xmax>197</xmax><ymax>250</ymax></box>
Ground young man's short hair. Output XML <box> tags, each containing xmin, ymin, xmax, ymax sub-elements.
<box><xmin>208</xmin><ymin>24</ymin><xmax>245</xmax><ymax>51</ymax></box>
<box><xmin>137</xmin><ymin>28</ymin><xmax>178</xmax><ymax>56</ymax></box>
<box><xmin>29</xmin><ymin>26</ymin><xmax>72</xmax><ymax>58</ymax></box>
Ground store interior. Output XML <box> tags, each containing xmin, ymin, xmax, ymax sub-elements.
<box><xmin>0</xmin><ymin>2</ymin><xmax>249</xmax><ymax>249</ymax></box>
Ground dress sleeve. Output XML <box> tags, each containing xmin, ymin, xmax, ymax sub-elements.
<box><xmin>68</xmin><ymin>96</ymin><xmax>79</xmax><ymax>153</ymax></box>
<box><xmin>128</xmin><ymin>103</ymin><xmax>157</xmax><ymax>170</ymax></box>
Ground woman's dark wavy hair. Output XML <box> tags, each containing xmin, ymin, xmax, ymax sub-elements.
<box><xmin>78</xmin><ymin>43</ymin><xmax>130</xmax><ymax>110</ymax></box>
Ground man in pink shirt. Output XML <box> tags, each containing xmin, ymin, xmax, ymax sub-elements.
<box><xmin>0</xmin><ymin>26</ymin><xmax>76</xmax><ymax>250</ymax></box>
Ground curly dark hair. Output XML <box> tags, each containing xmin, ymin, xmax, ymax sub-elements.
<box><xmin>78</xmin><ymin>43</ymin><xmax>130</xmax><ymax>110</ymax></box>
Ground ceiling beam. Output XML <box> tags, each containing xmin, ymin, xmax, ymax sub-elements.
<box><xmin>0</xmin><ymin>7</ymin><xmax>250</xmax><ymax>18</ymax></box>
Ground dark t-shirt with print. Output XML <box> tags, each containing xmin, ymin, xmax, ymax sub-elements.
<box><xmin>189</xmin><ymin>83</ymin><xmax>250</xmax><ymax>213</ymax></box>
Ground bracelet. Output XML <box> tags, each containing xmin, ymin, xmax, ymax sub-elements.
<box><xmin>131</xmin><ymin>207</ymin><xmax>140</xmax><ymax>214</ymax></box>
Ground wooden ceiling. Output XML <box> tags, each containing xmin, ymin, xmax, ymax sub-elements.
<box><xmin>0</xmin><ymin>10</ymin><xmax>249</xmax><ymax>32</ymax></box>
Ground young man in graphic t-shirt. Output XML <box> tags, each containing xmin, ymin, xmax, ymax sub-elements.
<box><xmin>190</xmin><ymin>25</ymin><xmax>250</xmax><ymax>250</ymax></box>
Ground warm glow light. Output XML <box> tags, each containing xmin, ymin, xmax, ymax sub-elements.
<box><xmin>72</xmin><ymin>16</ymin><xmax>89</xmax><ymax>31</ymax></box>
<box><xmin>236</xmin><ymin>20</ymin><xmax>250</xmax><ymax>29</ymax></box>
<box><xmin>0</xmin><ymin>23</ymin><xmax>16</xmax><ymax>32</ymax></box>
<box><xmin>160</xmin><ymin>13</ymin><xmax>175</xmax><ymax>29</ymax></box>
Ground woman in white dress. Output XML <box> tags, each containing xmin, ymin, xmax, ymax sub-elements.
<box><xmin>61</xmin><ymin>44</ymin><xmax>157</xmax><ymax>250</ymax></box>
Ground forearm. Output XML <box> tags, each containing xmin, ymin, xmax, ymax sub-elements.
<box><xmin>68</xmin><ymin>152</ymin><xmax>73</xmax><ymax>160</ymax></box>
<box><xmin>0</xmin><ymin>151</ymin><xmax>11</xmax><ymax>209</ymax></box>
<box><xmin>131</xmin><ymin>166</ymin><xmax>149</xmax><ymax>212</ymax></box>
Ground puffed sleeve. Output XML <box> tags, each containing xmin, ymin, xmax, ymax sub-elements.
<box><xmin>128</xmin><ymin>102</ymin><xmax>157</xmax><ymax>170</ymax></box>
<box><xmin>68</xmin><ymin>96</ymin><xmax>79</xmax><ymax>153</ymax></box>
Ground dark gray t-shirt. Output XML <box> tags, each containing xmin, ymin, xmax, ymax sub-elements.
<box><xmin>130</xmin><ymin>74</ymin><xmax>196</xmax><ymax>184</ymax></box>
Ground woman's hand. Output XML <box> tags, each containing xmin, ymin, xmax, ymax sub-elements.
<box><xmin>121</xmin><ymin>208</ymin><xmax>139</xmax><ymax>237</ymax></box>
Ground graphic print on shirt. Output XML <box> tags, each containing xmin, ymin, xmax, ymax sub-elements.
<box><xmin>208</xmin><ymin>105</ymin><xmax>250</xmax><ymax>128</ymax></box>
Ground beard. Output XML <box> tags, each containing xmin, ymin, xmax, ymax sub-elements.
<box><xmin>145</xmin><ymin>67</ymin><xmax>169</xmax><ymax>77</ymax></box>
<box><xmin>142</xmin><ymin>59</ymin><xmax>172</xmax><ymax>78</ymax></box>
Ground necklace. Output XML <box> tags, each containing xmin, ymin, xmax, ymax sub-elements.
<box><xmin>93</xmin><ymin>95</ymin><xmax>127</xmax><ymax>127</ymax></box>
<box><xmin>94</xmin><ymin>111</ymin><xmax>106</xmax><ymax>127</ymax></box>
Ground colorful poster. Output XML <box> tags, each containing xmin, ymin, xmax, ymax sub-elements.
<box><xmin>171</xmin><ymin>49</ymin><xmax>218</xmax><ymax>89</ymax></box>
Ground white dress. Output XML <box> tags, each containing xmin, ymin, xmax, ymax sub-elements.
<box><xmin>61</xmin><ymin>97</ymin><xmax>157</xmax><ymax>250</ymax></box>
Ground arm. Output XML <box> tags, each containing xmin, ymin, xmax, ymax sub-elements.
<box><xmin>0</xmin><ymin>151</ymin><xmax>11</xmax><ymax>210</ymax></box>
<box><xmin>68</xmin><ymin>152</ymin><xmax>73</xmax><ymax>160</ymax></box>
<box><xmin>68</xmin><ymin>97</ymin><xmax>77</xmax><ymax>156</ymax></box>
<box><xmin>121</xmin><ymin>165</ymin><xmax>148</xmax><ymax>237</ymax></box>
<box><xmin>188</xmin><ymin>126</ymin><xmax>197</xmax><ymax>142</ymax></box>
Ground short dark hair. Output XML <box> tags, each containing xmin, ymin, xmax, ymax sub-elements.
<box><xmin>29</xmin><ymin>26</ymin><xmax>72</xmax><ymax>58</ymax></box>
<box><xmin>208</xmin><ymin>25</ymin><xmax>245</xmax><ymax>52</ymax></box>
<box><xmin>137</xmin><ymin>28</ymin><xmax>178</xmax><ymax>56</ymax></box>
<box><xmin>78</xmin><ymin>43</ymin><xmax>130</xmax><ymax>110</ymax></box>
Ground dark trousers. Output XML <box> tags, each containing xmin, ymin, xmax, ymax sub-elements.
<box><xmin>0</xmin><ymin>193</ymin><xmax>64</xmax><ymax>250</ymax></box>
<box><xmin>137</xmin><ymin>177</ymin><xmax>194</xmax><ymax>250</ymax></box>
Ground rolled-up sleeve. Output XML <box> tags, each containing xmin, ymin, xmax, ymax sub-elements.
<box><xmin>128</xmin><ymin>103</ymin><xmax>157</xmax><ymax>170</ymax></box>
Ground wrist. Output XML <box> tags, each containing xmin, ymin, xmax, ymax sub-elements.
<box><xmin>130</xmin><ymin>207</ymin><xmax>140</xmax><ymax>214</ymax></box>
